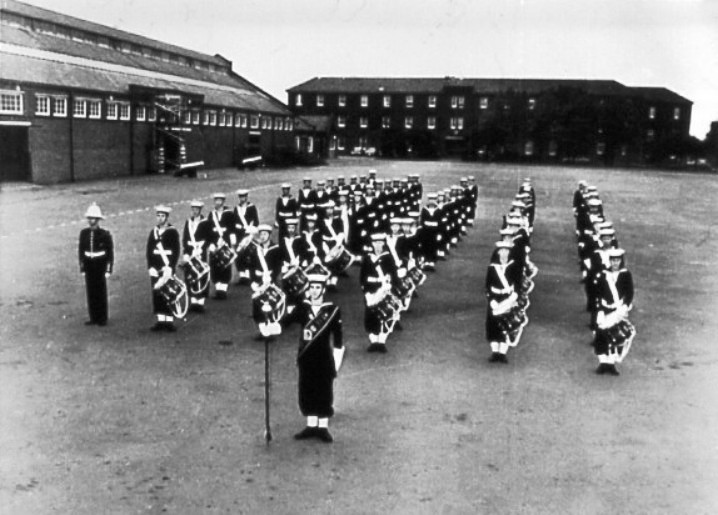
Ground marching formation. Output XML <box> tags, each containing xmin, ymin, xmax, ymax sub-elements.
<box><xmin>574</xmin><ymin>181</ymin><xmax>636</xmax><ymax>376</ymax></box>
<box><xmin>485</xmin><ymin>179</ymin><xmax>538</xmax><ymax>364</ymax></box>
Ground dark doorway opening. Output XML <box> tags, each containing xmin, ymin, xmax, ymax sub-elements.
<box><xmin>0</xmin><ymin>126</ymin><xmax>31</xmax><ymax>182</ymax></box>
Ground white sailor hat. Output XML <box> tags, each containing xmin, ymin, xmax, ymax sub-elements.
<box><xmin>304</xmin><ymin>212</ymin><xmax>318</xmax><ymax>222</ymax></box>
<box><xmin>317</xmin><ymin>180</ymin><xmax>326</xmax><ymax>186</ymax></box>
<box><xmin>401</xmin><ymin>178</ymin><xmax>409</xmax><ymax>183</ymax></box>
<box><xmin>350</xmin><ymin>175</ymin><xmax>358</xmax><ymax>180</ymax></box>
<box><xmin>495</xmin><ymin>240</ymin><xmax>514</xmax><ymax>249</ymax></box>
<box><xmin>506</xmin><ymin>216</ymin><xmax>523</xmax><ymax>225</ymax></box>
<box><xmin>599</xmin><ymin>228</ymin><xmax>616</xmax><ymax>237</ymax></box>
<box><xmin>321</xmin><ymin>200</ymin><xmax>336</xmax><ymax>208</ymax></box>
<box><xmin>190</xmin><ymin>200</ymin><xmax>204</xmax><ymax>208</ymax></box>
<box><xmin>468</xmin><ymin>176</ymin><xmax>475</xmax><ymax>181</ymax></box>
<box><xmin>370</xmin><ymin>232</ymin><xmax>386</xmax><ymax>241</ymax></box>
<box><xmin>407</xmin><ymin>211</ymin><xmax>420</xmax><ymax>218</ymax></box>
<box><xmin>364</xmin><ymin>187</ymin><xmax>375</xmax><ymax>195</ymax></box>
<box><xmin>596</xmin><ymin>221</ymin><xmax>613</xmax><ymax>229</ymax></box>
<box><xmin>427</xmin><ymin>192</ymin><xmax>438</xmax><ymax>199</ymax></box>
<box><xmin>326</xmin><ymin>178</ymin><xmax>335</xmax><ymax>183</ymax></box>
<box><xmin>586</xmin><ymin>185</ymin><xmax>598</xmax><ymax>191</ymax></box>
<box><xmin>451</xmin><ymin>184</ymin><xmax>461</xmax><ymax>190</ymax></box>
<box><xmin>285</xmin><ymin>218</ymin><xmax>299</xmax><ymax>226</ymax></box>
<box><xmin>390</xmin><ymin>217</ymin><xmax>403</xmax><ymax>225</ymax></box>
<box><xmin>460</xmin><ymin>176</ymin><xmax>468</xmax><ymax>182</ymax></box>
<box><xmin>511</xmin><ymin>200</ymin><xmax>527</xmax><ymax>208</ymax></box>
<box><xmin>302</xmin><ymin>176</ymin><xmax>312</xmax><ymax>182</ymax></box>
<box><xmin>212</xmin><ymin>192</ymin><xmax>226</xmax><ymax>199</ymax></box>
<box><xmin>409</xmin><ymin>174</ymin><xmax>419</xmax><ymax>179</ymax></box>
<box><xmin>578</xmin><ymin>180</ymin><xmax>588</xmax><ymax>186</ymax></box>
<box><xmin>281</xmin><ymin>183</ymin><xmax>291</xmax><ymax>189</ymax></box>
<box><xmin>369</xmin><ymin>169</ymin><xmax>377</xmax><ymax>175</ymax></box>
<box><xmin>236</xmin><ymin>189</ymin><xmax>249</xmax><ymax>196</ymax></box>
<box><xmin>257</xmin><ymin>223</ymin><xmax>273</xmax><ymax>233</ymax></box>
<box><xmin>84</xmin><ymin>203</ymin><xmax>105</xmax><ymax>219</ymax></box>
<box><xmin>155</xmin><ymin>204</ymin><xmax>172</xmax><ymax>214</ymax></box>
<box><xmin>523</xmin><ymin>177</ymin><xmax>532</xmax><ymax>183</ymax></box>
<box><xmin>338</xmin><ymin>189</ymin><xmax>349</xmax><ymax>197</ymax></box>
<box><xmin>607</xmin><ymin>248</ymin><xmax>626</xmax><ymax>258</ymax></box>
<box><xmin>587</xmin><ymin>198</ymin><xmax>602</xmax><ymax>206</ymax></box>
<box><xmin>306</xmin><ymin>271</ymin><xmax>329</xmax><ymax>284</ymax></box>
<box><xmin>376</xmin><ymin>178</ymin><xmax>385</xmax><ymax>184</ymax></box>
<box><xmin>517</xmin><ymin>192</ymin><xmax>530</xmax><ymax>199</ymax></box>
<box><xmin>392</xmin><ymin>177</ymin><xmax>401</xmax><ymax>183</ymax></box>
<box><xmin>337</xmin><ymin>175</ymin><xmax>346</xmax><ymax>181</ymax></box>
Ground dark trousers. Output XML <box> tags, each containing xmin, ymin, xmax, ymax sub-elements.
<box><xmin>84</xmin><ymin>262</ymin><xmax>108</xmax><ymax>323</ymax></box>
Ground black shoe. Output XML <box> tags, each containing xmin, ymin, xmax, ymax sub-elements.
<box><xmin>376</xmin><ymin>344</ymin><xmax>388</xmax><ymax>353</ymax></box>
<box><xmin>97</xmin><ymin>320</ymin><xmax>107</xmax><ymax>326</ymax></box>
<box><xmin>607</xmin><ymin>364</ymin><xmax>620</xmax><ymax>376</ymax></box>
<box><xmin>150</xmin><ymin>322</ymin><xmax>164</xmax><ymax>332</ymax></box>
<box><xmin>498</xmin><ymin>354</ymin><xmax>509</xmax><ymax>364</ymax></box>
<box><xmin>214</xmin><ymin>291</ymin><xmax>227</xmax><ymax>300</ymax></box>
<box><xmin>84</xmin><ymin>320</ymin><xmax>96</xmax><ymax>326</ymax></box>
<box><xmin>315</xmin><ymin>428</ymin><xmax>333</xmax><ymax>443</ymax></box>
<box><xmin>488</xmin><ymin>352</ymin><xmax>500</xmax><ymax>362</ymax></box>
<box><xmin>164</xmin><ymin>324</ymin><xmax>177</xmax><ymax>332</ymax></box>
<box><xmin>394</xmin><ymin>321</ymin><xmax>403</xmax><ymax>331</ymax></box>
<box><xmin>294</xmin><ymin>427</ymin><xmax>318</xmax><ymax>440</ymax></box>
<box><xmin>367</xmin><ymin>343</ymin><xmax>379</xmax><ymax>353</ymax></box>
<box><xmin>190</xmin><ymin>304</ymin><xmax>206</xmax><ymax>313</ymax></box>
<box><xmin>595</xmin><ymin>364</ymin><xmax>608</xmax><ymax>375</ymax></box>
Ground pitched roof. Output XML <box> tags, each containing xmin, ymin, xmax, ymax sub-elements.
<box><xmin>288</xmin><ymin>77</ymin><xmax>690</xmax><ymax>103</ymax></box>
<box><xmin>1</xmin><ymin>0</ymin><xmax>226</xmax><ymax>66</ymax></box>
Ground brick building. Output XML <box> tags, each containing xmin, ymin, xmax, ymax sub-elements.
<box><xmin>0</xmin><ymin>0</ymin><xmax>295</xmax><ymax>183</ymax></box>
<box><xmin>287</xmin><ymin>77</ymin><xmax>693</xmax><ymax>165</ymax></box>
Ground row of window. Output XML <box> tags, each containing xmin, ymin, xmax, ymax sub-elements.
<box><xmin>300</xmin><ymin>93</ymin><xmax>682</xmax><ymax>120</ymax></box>
<box><xmin>337</xmin><ymin>115</ymin><xmax>466</xmax><ymax>131</ymax></box>
<box><xmin>1</xmin><ymin>13</ymin><xmax>224</xmax><ymax>74</ymax></box>
<box><xmin>0</xmin><ymin>91</ymin><xmax>294</xmax><ymax>130</ymax></box>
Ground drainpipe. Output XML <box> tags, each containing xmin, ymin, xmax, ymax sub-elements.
<box><xmin>69</xmin><ymin>91</ymin><xmax>75</xmax><ymax>182</ymax></box>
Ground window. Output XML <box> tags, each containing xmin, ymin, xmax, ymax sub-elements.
<box><xmin>428</xmin><ymin>96</ymin><xmax>437</xmax><ymax>108</ymax></box>
<box><xmin>450</xmin><ymin>117</ymin><xmax>464</xmax><ymax>130</ymax></box>
<box><xmin>119</xmin><ymin>103</ymin><xmax>130</xmax><ymax>121</ymax></box>
<box><xmin>549</xmin><ymin>141</ymin><xmax>558</xmax><ymax>157</ymax></box>
<box><xmin>648</xmin><ymin>106</ymin><xmax>656</xmax><ymax>120</ymax></box>
<box><xmin>451</xmin><ymin>96</ymin><xmax>464</xmax><ymax>109</ymax></box>
<box><xmin>148</xmin><ymin>107</ymin><xmax>157</xmax><ymax>122</ymax></box>
<box><xmin>479</xmin><ymin>97</ymin><xmax>489</xmax><ymax>110</ymax></box>
<box><xmin>106</xmin><ymin>102</ymin><xmax>118</xmax><ymax>120</ymax></box>
<box><xmin>338</xmin><ymin>95</ymin><xmax>346</xmax><ymax>107</ymax></box>
<box><xmin>337</xmin><ymin>116</ymin><xmax>346</xmax><ymax>128</ymax></box>
<box><xmin>286</xmin><ymin>118</ymin><xmax>294</xmax><ymax>131</ymax></box>
<box><xmin>647</xmin><ymin>129</ymin><xmax>655</xmax><ymax>141</ymax></box>
<box><xmin>203</xmin><ymin>111</ymin><xmax>210</xmax><ymax>125</ymax></box>
<box><xmin>404</xmin><ymin>116</ymin><xmax>413</xmax><ymax>129</ymax></box>
<box><xmin>136</xmin><ymin>106</ymin><xmax>147</xmax><ymax>122</ymax></box>
<box><xmin>329</xmin><ymin>138</ymin><xmax>336</xmax><ymax>151</ymax></box>
<box><xmin>73</xmin><ymin>98</ymin><xmax>86</xmax><ymax>118</ymax></box>
<box><xmin>596</xmin><ymin>142</ymin><xmax>606</xmax><ymax>156</ymax></box>
<box><xmin>382</xmin><ymin>116</ymin><xmax>391</xmax><ymax>129</ymax></box>
<box><xmin>316</xmin><ymin>94</ymin><xmax>324</xmax><ymax>107</ymax></box>
<box><xmin>208</xmin><ymin>110</ymin><xmax>217</xmax><ymax>126</ymax></box>
<box><xmin>52</xmin><ymin>96</ymin><xmax>67</xmax><ymax>117</ymax></box>
<box><xmin>218</xmin><ymin>112</ymin><xmax>226</xmax><ymax>126</ymax></box>
<box><xmin>405</xmin><ymin>95</ymin><xmax>414</xmax><ymax>108</ymax></box>
<box><xmin>359</xmin><ymin>136</ymin><xmax>368</xmax><ymax>149</ymax></box>
<box><xmin>261</xmin><ymin>116</ymin><xmax>269</xmax><ymax>130</ymax></box>
<box><xmin>35</xmin><ymin>94</ymin><xmax>50</xmax><ymax>116</ymax></box>
<box><xmin>337</xmin><ymin>137</ymin><xmax>345</xmax><ymax>150</ymax></box>
<box><xmin>274</xmin><ymin>117</ymin><xmax>282</xmax><ymax>130</ymax></box>
<box><xmin>88</xmin><ymin>99</ymin><xmax>101</xmax><ymax>119</ymax></box>
<box><xmin>182</xmin><ymin>110</ymin><xmax>191</xmax><ymax>125</ymax></box>
<box><xmin>383</xmin><ymin>95</ymin><xmax>391</xmax><ymax>108</ymax></box>
<box><xmin>673</xmin><ymin>107</ymin><xmax>681</xmax><ymax>121</ymax></box>
<box><xmin>528</xmin><ymin>98</ymin><xmax>536</xmax><ymax>110</ymax></box>
<box><xmin>360</xmin><ymin>117</ymin><xmax>368</xmax><ymax>129</ymax></box>
<box><xmin>524</xmin><ymin>141</ymin><xmax>534</xmax><ymax>156</ymax></box>
<box><xmin>360</xmin><ymin>95</ymin><xmax>368</xmax><ymax>108</ymax></box>
<box><xmin>226</xmin><ymin>113</ymin><xmax>234</xmax><ymax>127</ymax></box>
<box><xmin>250</xmin><ymin>115</ymin><xmax>259</xmax><ymax>129</ymax></box>
<box><xmin>427</xmin><ymin>116</ymin><xmax>436</xmax><ymax>130</ymax></box>
<box><xmin>278</xmin><ymin>118</ymin><xmax>284</xmax><ymax>130</ymax></box>
<box><xmin>192</xmin><ymin>110</ymin><xmax>200</xmax><ymax>125</ymax></box>
<box><xmin>237</xmin><ymin>113</ymin><xmax>247</xmax><ymax>128</ymax></box>
<box><xmin>295</xmin><ymin>94</ymin><xmax>303</xmax><ymax>106</ymax></box>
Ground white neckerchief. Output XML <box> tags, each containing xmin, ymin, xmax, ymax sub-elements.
<box><xmin>605</xmin><ymin>270</ymin><xmax>621</xmax><ymax>304</ymax></box>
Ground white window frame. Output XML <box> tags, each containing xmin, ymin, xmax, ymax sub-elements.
<box><xmin>428</xmin><ymin>96</ymin><xmax>437</xmax><ymax>108</ymax></box>
<box><xmin>596</xmin><ymin>142</ymin><xmax>606</xmax><ymax>156</ymax></box>
<box><xmin>404</xmin><ymin>116</ymin><xmax>413</xmax><ymax>129</ymax></box>
<box><xmin>405</xmin><ymin>95</ymin><xmax>414</xmax><ymax>108</ymax></box>
<box><xmin>427</xmin><ymin>116</ymin><xmax>436</xmax><ymax>130</ymax></box>
<box><xmin>673</xmin><ymin>107</ymin><xmax>681</xmax><ymax>121</ymax></box>
<box><xmin>52</xmin><ymin>96</ymin><xmax>67</xmax><ymax>117</ymax></box>
<box><xmin>382</xmin><ymin>116</ymin><xmax>391</xmax><ymax>129</ymax></box>
<box><xmin>338</xmin><ymin>95</ymin><xmax>346</xmax><ymax>107</ymax></box>
<box><xmin>316</xmin><ymin>94</ymin><xmax>324</xmax><ymax>107</ymax></box>
<box><xmin>278</xmin><ymin>118</ymin><xmax>284</xmax><ymax>130</ymax></box>
<box><xmin>337</xmin><ymin>116</ymin><xmax>346</xmax><ymax>128</ymax></box>
<box><xmin>182</xmin><ymin>110</ymin><xmax>191</xmax><ymax>125</ymax></box>
<box><xmin>226</xmin><ymin>113</ymin><xmax>234</xmax><ymax>127</ymax></box>
<box><xmin>359</xmin><ymin>116</ymin><xmax>368</xmax><ymax>129</ymax></box>
<box><xmin>479</xmin><ymin>97</ymin><xmax>489</xmax><ymax>110</ymax></box>
<box><xmin>337</xmin><ymin>137</ymin><xmax>345</xmax><ymax>150</ymax></box>
<box><xmin>647</xmin><ymin>129</ymin><xmax>655</xmax><ymax>141</ymax></box>
<box><xmin>136</xmin><ymin>106</ymin><xmax>147</xmax><ymax>122</ymax></box>
<box><xmin>360</xmin><ymin>95</ymin><xmax>369</xmax><ymax>108</ymax></box>
<box><xmin>649</xmin><ymin>106</ymin><xmax>656</xmax><ymax>120</ymax></box>
<box><xmin>286</xmin><ymin>118</ymin><xmax>294</xmax><ymax>131</ymax></box>
<box><xmin>274</xmin><ymin>117</ymin><xmax>281</xmax><ymax>130</ymax></box>
<box><xmin>119</xmin><ymin>102</ymin><xmax>131</xmax><ymax>121</ymax></box>
<box><xmin>383</xmin><ymin>95</ymin><xmax>391</xmax><ymax>108</ymax></box>
<box><xmin>193</xmin><ymin>110</ymin><xmax>201</xmax><ymax>125</ymax></box>
<box><xmin>208</xmin><ymin>110</ymin><xmax>217</xmax><ymax>126</ymax></box>
<box><xmin>450</xmin><ymin>117</ymin><xmax>464</xmax><ymax>130</ymax></box>
<box><xmin>35</xmin><ymin>94</ymin><xmax>50</xmax><ymax>116</ymax></box>
<box><xmin>524</xmin><ymin>141</ymin><xmax>534</xmax><ymax>156</ymax></box>
<box><xmin>73</xmin><ymin>98</ymin><xmax>87</xmax><ymax>118</ymax></box>
<box><xmin>295</xmin><ymin>94</ymin><xmax>303</xmax><ymax>107</ymax></box>
<box><xmin>218</xmin><ymin>111</ymin><xmax>226</xmax><ymax>127</ymax></box>
<box><xmin>250</xmin><ymin>115</ymin><xmax>259</xmax><ymax>129</ymax></box>
<box><xmin>261</xmin><ymin>116</ymin><xmax>270</xmax><ymax>130</ymax></box>
<box><xmin>528</xmin><ymin>98</ymin><xmax>536</xmax><ymax>110</ymax></box>
<box><xmin>458</xmin><ymin>96</ymin><xmax>465</xmax><ymax>109</ymax></box>
<box><xmin>148</xmin><ymin>107</ymin><xmax>157</xmax><ymax>122</ymax></box>
<box><xmin>106</xmin><ymin>102</ymin><xmax>118</xmax><ymax>120</ymax></box>
<box><xmin>87</xmin><ymin>99</ymin><xmax>102</xmax><ymax>119</ymax></box>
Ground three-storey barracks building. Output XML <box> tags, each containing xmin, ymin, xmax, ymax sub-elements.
<box><xmin>288</xmin><ymin>77</ymin><xmax>693</xmax><ymax>165</ymax></box>
<box><xmin>0</xmin><ymin>0</ymin><xmax>297</xmax><ymax>183</ymax></box>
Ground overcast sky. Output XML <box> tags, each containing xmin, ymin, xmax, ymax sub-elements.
<box><xmin>25</xmin><ymin>0</ymin><xmax>718</xmax><ymax>137</ymax></box>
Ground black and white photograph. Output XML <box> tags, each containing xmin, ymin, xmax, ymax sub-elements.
<box><xmin>1</xmin><ymin>0</ymin><xmax>717</xmax><ymax>513</ymax></box>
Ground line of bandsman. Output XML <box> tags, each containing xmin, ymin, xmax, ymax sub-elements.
<box><xmin>485</xmin><ymin>179</ymin><xmax>538</xmax><ymax>364</ymax></box>
<box><xmin>574</xmin><ymin>181</ymin><xmax>636</xmax><ymax>376</ymax></box>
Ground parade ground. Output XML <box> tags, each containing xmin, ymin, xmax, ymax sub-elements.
<box><xmin>1</xmin><ymin>159</ymin><xmax>717</xmax><ymax>514</ymax></box>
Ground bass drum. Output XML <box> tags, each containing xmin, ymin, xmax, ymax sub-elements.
<box><xmin>282</xmin><ymin>266</ymin><xmax>309</xmax><ymax>298</ymax></box>
<box><xmin>324</xmin><ymin>245</ymin><xmax>354</xmax><ymax>274</ymax></box>
<box><xmin>252</xmin><ymin>283</ymin><xmax>287</xmax><ymax>323</ymax></box>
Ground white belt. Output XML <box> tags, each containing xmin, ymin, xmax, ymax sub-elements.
<box><xmin>424</xmin><ymin>221</ymin><xmax>438</xmax><ymax>227</ymax></box>
<box><xmin>84</xmin><ymin>251</ymin><xmax>106</xmax><ymax>258</ymax></box>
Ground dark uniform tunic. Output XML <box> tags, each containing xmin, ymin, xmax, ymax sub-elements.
<box><xmin>146</xmin><ymin>225</ymin><xmax>181</xmax><ymax>316</ymax></box>
<box><xmin>78</xmin><ymin>227</ymin><xmax>114</xmax><ymax>324</ymax></box>
<box><xmin>360</xmin><ymin>252</ymin><xmax>397</xmax><ymax>334</ymax></box>
<box><xmin>419</xmin><ymin>206</ymin><xmax>442</xmax><ymax>262</ymax></box>
<box><xmin>275</xmin><ymin>196</ymin><xmax>299</xmax><ymax>239</ymax></box>
<box><xmin>182</xmin><ymin>216</ymin><xmax>212</xmax><ymax>300</ymax></box>
<box><xmin>594</xmin><ymin>268</ymin><xmax>634</xmax><ymax>355</ymax></box>
<box><xmin>485</xmin><ymin>257</ymin><xmax>520</xmax><ymax>343</ymax></box>
<box><xmin>207</xmin><ymin>208</ymin><xmax>236</xmax><ymax>286</ymax></box>
<box><xmin>296</xmin><ymin>301</ymin><xmax>343</xmax><ymax>418</ymax></box>
<box><xmin>246</xmin><ymin>241</ymin><xmax>284</xmax><ymax>323</ymax></box>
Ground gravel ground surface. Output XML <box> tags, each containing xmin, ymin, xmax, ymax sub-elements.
<box><xmin>1</xmin><ymin>159</ymin><xmax>717</xmax><ymax>514</ymax></box>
